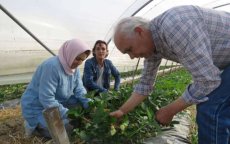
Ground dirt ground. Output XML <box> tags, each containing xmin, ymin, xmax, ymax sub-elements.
<box><xmin>0</xmin><ymin>106</ymin><xmax>49</xmax><ymax>144</ymax></box>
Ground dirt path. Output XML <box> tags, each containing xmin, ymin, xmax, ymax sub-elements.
<box><xmin>0</xmin><ymin>106</ymin><xmax>48</xmax><ymax>144</ymax></box>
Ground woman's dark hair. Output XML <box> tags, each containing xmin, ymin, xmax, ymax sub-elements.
<box><xmin>92</xmin><ymin>40</ymin><xmax>109</xmax><ymax>57</ymax></box>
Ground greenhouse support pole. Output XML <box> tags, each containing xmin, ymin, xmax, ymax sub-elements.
<box><xmin>0</xmin><ymin>4</ymin><xmax>56</xmax><ymax>56</ymax></box>
<box><xmin>213</xmin><ymin>3</ymin><xmax>230</xmax><ymax>9</ymax></box>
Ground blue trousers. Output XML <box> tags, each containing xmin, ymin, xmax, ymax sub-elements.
<box><xmin>197</xmin><ymin>66</ymin><xmax>230</xmax><ymax>144</ymax></box>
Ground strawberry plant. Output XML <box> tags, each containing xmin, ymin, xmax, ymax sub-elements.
<box><xmin>0</xmin><ymin>83</ymin><xmax>27</xmax><ymax>102</ymax></box>
<box><xmin>68</xmin><ymin>69</ymin><xmax>192</xmax><ymax>144</ymax></box>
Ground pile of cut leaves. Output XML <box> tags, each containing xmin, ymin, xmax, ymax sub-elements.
<box><xmin>68</xmin><ymin>69</ymin><xmax>192</xmax><ymax>144</ymax></box>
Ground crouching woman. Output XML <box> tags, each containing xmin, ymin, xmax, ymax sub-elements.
<box><xmin>21</xmin><ymin>38</ymin><xmax>91</xmax><ymax>138</ymax></box>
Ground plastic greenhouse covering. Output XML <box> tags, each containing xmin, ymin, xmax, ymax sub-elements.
<box><xmin>0</xmin><ymin>0</ymin><xmax>230</xmax><ymax>85</ymax></box>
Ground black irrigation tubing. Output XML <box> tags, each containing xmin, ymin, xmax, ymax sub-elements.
<box><xmin>0</xmin><ymin>4</ymin><xmax>56</xmax><ymax>56</ymax></box>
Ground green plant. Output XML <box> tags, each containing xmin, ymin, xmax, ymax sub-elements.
<box><xmin>0</xmin><ymin>83</ymin><xmax>27</xmax><ymax>102</ymax></box>
<box><xmin>68</xmin><ymin>69</ymin><xmax>192</xmax><ymax>143</ymax></box>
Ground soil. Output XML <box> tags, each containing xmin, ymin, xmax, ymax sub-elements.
<box><xmin>0</xmin><ymin>106</ymin><xmax>49</xmax><ymax>144</ymax></box>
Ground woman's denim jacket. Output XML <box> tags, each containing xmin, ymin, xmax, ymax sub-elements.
<box><xmin>83</xmin><ymin>57</ymin><xmax>120</xmax><ymax>92</ymax></box>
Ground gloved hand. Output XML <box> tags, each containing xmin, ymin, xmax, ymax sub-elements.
<box><xmin>101</xmin><ymin>88</ymin><xmax>108</xmax><ymax>93</ymax></box>
<box><xmin>77</xmin><ymin>97</ymin><xmax>92</xmax><ymax>109</ymax></box>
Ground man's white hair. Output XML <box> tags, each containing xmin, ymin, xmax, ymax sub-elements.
<box><xmin>114</xmin><ymin>17</ymin><xmax>150</xmax><ymax>38</ymax></box>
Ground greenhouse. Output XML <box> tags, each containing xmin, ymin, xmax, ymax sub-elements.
<box><xmin>0</xmin><ymin>0</ymin><xmax>230</xmax><ymax>144</ymax></box>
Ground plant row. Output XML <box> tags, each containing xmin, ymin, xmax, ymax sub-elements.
<box><xmin>68</xmin><ymin>68</ymin><xmax>192</xmax><ymax>143</ymax></box>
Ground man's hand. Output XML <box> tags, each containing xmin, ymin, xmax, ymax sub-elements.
<box><xmin>109</xmin><ymin>109</ymin><xmax>124</xmax><ymax>118</ymax></box>
<box><xmin>155</xmin><ymin>97</ymin><xmax>191</xmax><ymax>125</ymax></box>
<box><xmin>155</xmin><ymin>106</ymin><xmax>174</xmax><ymax>125</ymax></box>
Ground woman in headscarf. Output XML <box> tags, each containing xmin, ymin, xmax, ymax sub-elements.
<box><xmin>21</xmin><ymin>38</ymin><xmax>91</xmax><ymax>138</ymax></box>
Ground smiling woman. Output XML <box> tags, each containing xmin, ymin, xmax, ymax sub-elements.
<box><xmin>82</xmin><ymin>40</ymin><xmax>121</xmax><ymax>94</ymax></box>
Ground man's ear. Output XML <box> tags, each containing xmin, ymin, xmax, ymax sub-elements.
<box><xmin>134</xmin><ymin>26</ymin><xmax>143</xmax><ymax>34</ymax></box>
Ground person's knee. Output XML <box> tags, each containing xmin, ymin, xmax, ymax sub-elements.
<box><xmin>35</xmin><ymin>126</ymin><xmax>51</xmax><ymax>138</ymax></box>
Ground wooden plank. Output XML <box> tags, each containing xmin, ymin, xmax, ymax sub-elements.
<box><xmin>43</xmin><ymin>107</ymin><xmax>70</xmax><ymax>144</ymax></box>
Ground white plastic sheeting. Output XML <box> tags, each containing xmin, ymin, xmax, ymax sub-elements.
<box><xmin>0</xmin><ymin>0</ymin><xmax>151</xmax><ymax>84</ymax></box>
<box><xmin>0</xmin><ymin>0</ymin><xmax>229</xmax><ymax>85</ymax></box>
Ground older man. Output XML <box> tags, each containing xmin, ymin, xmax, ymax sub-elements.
<box><xmin>110</xmin><ymin>5</ymin><xmax>230</xmax><ymax>144</ymax></box>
